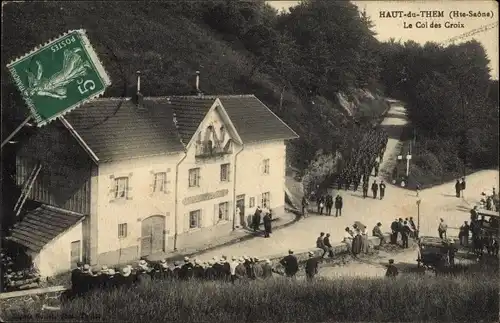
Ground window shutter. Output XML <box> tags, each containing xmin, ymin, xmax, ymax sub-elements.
<box><xmin>127</xmin><ymin>173</ymin><xmax>133</xmax><ymax>200</ymax></box>
<box><xmin>165</xmin><ymin>168</ymin><xmax>171</xmax><ymax>194</ymax></box>
<box><xmin>109</xmin><ymin>175</ymin><xmax>115</xmax><ymax>202</ymax></box>
<box><xmin>199</xmin><ymin>209</ymin><xmax>203</xmax><ymax>228</ymax></box>
<box><xmin>149</xmin><ymin>170</ymin><xmax>155</xmax><ymax>195</ymax></box>
<box><xmin>197</xmin><ymin>169</ymin><xmax>201</xmax><ymax>187</ymax></box>
<box><xmin>259</xmin><ymin>194</ymin><xmax>263</xmax><ymax>208</ymax></box>
<box><xmin>185</xmin><ymin>213</ymin><xmax>189</xmax><ymax>232</ymax></box>
<box><xmin>227</xmin><ymin>165</ymin><xmax>231</xmax><ymax>182</ymax></box>
<box><xmin>214</xmin><ymin>203</ymin><xmax>219</xmax><ymax>225</ymax></box>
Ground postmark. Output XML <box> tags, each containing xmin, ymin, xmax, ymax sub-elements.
<box><xmin>6</xmin><ymin>29</ymin><xmax>111</xmax><ymax>127</ymax></box>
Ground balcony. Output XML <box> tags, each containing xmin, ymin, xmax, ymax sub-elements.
<box><xmin>195</xmin><ymin>140</ymin><xmax>232</xmax><ymax>159</ymax></box>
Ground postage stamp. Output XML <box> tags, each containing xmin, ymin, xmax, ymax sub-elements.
<box><xmin>6</xmin><ymin>29</ymin><xmax>111</xmax><ymax>127</ymax></box>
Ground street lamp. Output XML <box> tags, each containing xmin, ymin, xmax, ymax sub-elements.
<box><xmin>416</xmin><ymin>198</ymin><xmax>421</xmax><ymax>238</ymax></box>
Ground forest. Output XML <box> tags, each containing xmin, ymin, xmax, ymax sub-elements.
<box><xmin>2</xmin><ymin>0</ymin><xmax>498</xmax><ymax>200</ymax></box>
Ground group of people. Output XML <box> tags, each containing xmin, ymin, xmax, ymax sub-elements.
<box><xmin>250</xmin><ymin>205</ymin><xmax>273</xmax><ymax>238</ymax></box>
<box><xmin>70</xmin><ymin>255</ymin><xmax>277</xmax><ymax>296</ymax></box>
<box><xmin>390</xmin><ymin>217</ymin><xmax>418</xmax><ymax>248</ymax></box>
<box><xmin>479</xmin><ymin>187</ymin><xmax>499</xmax><ymax>211</ymax></box>
<box><xmin>334</xmin><ymin>128</ymin><xmax>388</xmax><ymax>194</ymax></box>
<box><xmin>305</xmin><ymin>193</ymin><xmax>344</xmax><ymax>217</ymax></box>
<box><xmin>458</xmin><ymin>206</ymin><xmax>500</xmax><ymax>256</ymax></box>
<box><xmin>454</xmin><ymin>177</ymin><xmax>467</xmax><ymax>198</ymax></box>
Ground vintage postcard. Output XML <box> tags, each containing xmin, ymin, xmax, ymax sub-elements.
<box><xmin>1</xmin><ymin>1</ymin><xmax>498</xmax><ymax>322</ymax></box>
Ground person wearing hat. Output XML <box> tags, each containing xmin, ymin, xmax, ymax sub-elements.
<box><xmin>71</xmin><ymin>261</ymin><xmax>84</xmax><ymax>295</ymax></box>
<box><xmin>385</xmin><ymin>259</ymin><xmax>398</xmax><ymax>277</ymax></box>
<box><xmin>252</xmin><ymin>206</ymin><xmax>262</xmax><ymax>232</ymax></box>
<box><xmin>261</xmin><ymin>259</ymin><xmax>273</xmax><ymax>279</ymax></box>
<box><xmin>305</xmin><ymin>251</ymin><xmax>320</xmax><ymax>281</ymax></box>
<box><xmin>280</xmin><ymin>250</ymin><xmax>299</xmax><ymax>278</ymax></box>
<box><xmin>171</xmin><ymin>261</ymin><xmax>181</xmax><ymax>280</ymax></box>
<box><xmin>263</xmin><ymin>211</ymin><xmax>272</xmax><ymax>238</ymax></box>
<box><xmin>205</xmin><ymin>260</ymin><xmax>217</xmax><ymax>280</ymax></box>
<box><xmin>229</xmin><ymin>256</ymin><xmax>240</xmax><ymax>283</ymax></box>
<box><xmin>117</xmin><ymin>266</ymin><xmax>135</xmax><ymax>287</ymax></box>
<box><xmin>179</xmin><ymin>257</ymin><xmax>194</xmax><ymax>280</ymax></box>
<box><xmin>159</xmin><ymin>259</ymin><xmax>172</xmax><ymax>280</ymax></box>
<box><xmin>193</xmin><ymin>259</ymin><xmax>205</xmax><ymax>280</ymax></box>
<box><xmin>219</xmin><ymin>255</ymin><xmax>230</xmax><ymax>281</ymax></box>
<box><xmin>104</xmin><ymin>268</ymin><xmax>117</xmax><ymax>289</ymax></box>
<box><xmin>243</xmin><ymin>256</ymin><xmax>253</xmax><ymax>279</ymax></box>
<box><xmin>252</xmin><ymin>257</ymin><xmax>263</xmax><ymax>279</ymax></box>
<box><xmin>79</xmin><ymin>264</ymin><xmax>94</xmax><ymax>294</ymax></box>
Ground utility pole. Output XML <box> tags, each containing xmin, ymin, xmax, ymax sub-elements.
<box><xmin>416</xmin><ymin>198</ymin><xmax>421</xmax><ymax>238</ymax></box>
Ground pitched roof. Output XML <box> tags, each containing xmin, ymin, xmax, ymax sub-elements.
<box><xmin>62</xmin><ymin>94</ymin><xmax>298</xmax><ymax>163</ymax></box>
<box><xmin>219</xmin><ymin>95</ymin><xmax>299</xmax><ymax>143</ymax></box>
<box><xmin>168</xmin><ymin>94</ymin><xmax>299</xmax><ymax>144</ymax></box>
<box><xmin>7</xmin><ymin>205</ymin><xmax>85</xmax><ymax>252</ymax></box>
<box><xmin>63</xmin><ymin>98</ymin><xmax>185</xmax><ymax>163</ymax></box>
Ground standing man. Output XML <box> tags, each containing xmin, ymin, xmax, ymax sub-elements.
<box><xmin>253</xmin><ymin>207</ymin><xmax>262</xmax><ymax>232</ymax></box>
<box><xmin>438</xmin><ymin>218</ymin><xmax>448</xmax><ymax>240</ymax></box>
<box><xmin>280</xmin><ymin>250</ymin><xmax>299</xmax><ymax>278</ymax></box>
<box><xmin>379</xmin><ymin>180</ymin><xmax>386</xmax><ymax>200</ymax></box>
<box><xmin>460</xmin><ymin>177</ymin><xmax>466</xmax><ymax>198</ymax></box>
<box><xmin>401</xmin><ymin>221</ymin><xmax>410</xmax><ymax>248</ymax></box>
<box><xmin>318</xmin><ymin>196</ymin><xmax>325</xmax><ymax>215</ymax></box>
<box><xmin>334</xmin><ymin>194</ymin><xmax>343</xmax><ymax>217</ymax></box>
<box><xmin>455</xmin><ymin>179</ymin><xmax>461</xmax><ymax>198</ymax></box>
<box><xmin>301</xmin><ymin>196</ymin><xmax>309</xmax><ymax>218</ymax></box>
<box><xmin>371</xmin><ymin>180</ymin><xmax>379</xmax><ymax>199</ymax></box>
<box><xmin>362</xmin><ymin>181</ymin><xmax>369</xmax><ymax>198</ymax></box>
<box><xmin>459</xmin><ymin>221</ymin><xmax>470</xmax><ymax>246</ymax></box>
<box><xmin>263</xmin><ymin>211</ymin><xmax>272</xmax><ymax>238</ymax></box>
<box><xmin>305</xmin><ymin>252</ymin><xmax>319</xmax><ymax>281</ymax></box>
<box><xmin>374</xmin><ymin>161</ymin><xmax>380</xmax><ymax>177</ymax></box>
<box><xmin>325</xmin><ymin>194</ymin><xmax>333</xmax><ymax>216</ymax></box>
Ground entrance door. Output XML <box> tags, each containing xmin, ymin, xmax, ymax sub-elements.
<box><xmin>70</xmin><ymin>240</ymin><xmax>81</xmax><ymax>269</ymax></box>
<box><xmin>141</xmin><ymin>215</ymin><xmax>166</xmax><ymax>257</ymax></box>
<box><xmin>236</xmin><ymin>196</ymin><xmax>245</xmax><ymax>228</ymax></box>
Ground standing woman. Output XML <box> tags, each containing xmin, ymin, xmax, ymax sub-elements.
<box><xmin>361</xmin><ymin>226</ymin><xmax>370</xmax><ymax>253</ymax></box>
<box><xmin>352</xmin><ymin>229</ymin><xmax>363</xmax><ymax>257</ymax></box>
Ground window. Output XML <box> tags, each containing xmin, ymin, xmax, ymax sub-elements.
<box><xmin>262</xmin><ymin>192</ymin><xmax>270</xmax><ymax>208</ymax></box>
<box><xmin>219</xmin><ymin>202</ymin><xmax>229</xmax><ymax>221</ymax></box>
<box><xmin>263</xmin><ymin>159</ymin><xmax>270</xmax><ymax>174</ymax></box>
<box><xmin>114</xmin><ymin>177</ymin><xmax>129</xmax><ymax>199</ymax></box>
<box><xmin>189</xmin><ymin>168</ymin><xmax>200</xmax><ymax>187</ymax></box>
<box><xmin>70</xmin><ymin>240</ymin><xmax>81</xmax><ymax>268</ymax></box>
<box><xmin>118</xmin><ymin>223</ymin><xmax>128</xmax><ymax>238</ymax></box>
<box><xmin>153</xmin><ymin>172</ymin><xmax>166</xmax><ymax>192</ymax></box>
<box><xmin>220</xmin><ymin>163</ymin><xmax>230</xmax><ymax>182</ymax></box>
<box><xmin>249</xmin><ymin>197</ymin><xmax>255</xmax><ymax>208</ymax></box>
<box><xmin>189</xmin><ymin>210</ymin><xmax>201</xmax><ymax>229</ymax></box>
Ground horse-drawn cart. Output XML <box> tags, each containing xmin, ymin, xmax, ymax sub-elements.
<box><xmin>417</xmin><ymin>236</ymin><xmax>456</xmax><ymax>271</ymax></box>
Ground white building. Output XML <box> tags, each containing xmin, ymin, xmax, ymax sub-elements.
<box><xmin>9</xmin><ymin>90</ymin><xmax>298</xmax><ymax>276</ymax></box>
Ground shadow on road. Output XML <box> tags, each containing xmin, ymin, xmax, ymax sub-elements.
<box><xmin>441</xmin><ymin>193</ymin><xmax>458</xmax><ymax>198</ymax></box>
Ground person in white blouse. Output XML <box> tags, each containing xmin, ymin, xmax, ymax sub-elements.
<box><xmin>343</xmin><ymin>227</ymin><xmax>353</xmax><ymax>253</ymax></box>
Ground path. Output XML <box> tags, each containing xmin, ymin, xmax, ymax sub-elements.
<box><xmin>193</xmin><ymin>102</ymin><xmax>499</xmax><ymax>263</ymax></box>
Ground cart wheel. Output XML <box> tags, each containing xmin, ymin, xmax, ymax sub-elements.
<box><xmin>400</xmin><ymin>181</ymin><xmax>406</xmax><ymax>187</ymax></box>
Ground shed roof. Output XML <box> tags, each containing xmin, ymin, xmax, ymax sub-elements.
<box><xmin>7</xmin><ymin>205</ymin><xmax>85</xmax><ymax>253</ymax></box>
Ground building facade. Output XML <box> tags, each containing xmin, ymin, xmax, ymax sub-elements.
<box><xmin>10</xmin><ymin>94</ymin><xmax>298</xmax><ymax>275</ymax></box>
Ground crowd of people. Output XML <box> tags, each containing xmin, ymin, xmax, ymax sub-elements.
<box><xmin>335</xmin><ymin>128</ymin><xmax>388</xmax><ymax>194</ymax></box>
<box><xmin>458</xmin><ymin>205</ymin><xmax>499</xmax><ymax>257</ymax></box>
<box><xmin>69</xmin><ymin>255</ymin><xmax>291</xmax><ymax>296</ymax></box>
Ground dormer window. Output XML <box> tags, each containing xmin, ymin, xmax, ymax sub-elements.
<box><xmin>220</xmin><ymin>126</ymin><xmax>225</xmax><ymax>142</ymax></box>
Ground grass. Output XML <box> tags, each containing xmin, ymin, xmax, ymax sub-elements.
<box><xmin>5</xmin><ymin>271</ymin><xmax>499</xmax><ymax>322</ymax></box>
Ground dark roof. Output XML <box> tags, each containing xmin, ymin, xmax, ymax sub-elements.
<box><xmin>219</xmin><ymin>95</ymin><xmax>299</xmax><ymax>143</ymax></box>
<box><xmin>63</xmin><ymin>94</ymin><xmax>298</xmax><ymax>163</ymax></box>
<box><xmin>168</xmin><ymin>94</ymin><xmax>299</xmax><ymax>144</ymax></box>
<box><xmin>63</xmin><ymin>98</ymin><xmax>185</xmax><ymax>162</ymax></box>
<box><xmin>168</xmin><ymin>97</ymin><xmax>214</xmax><ymax>143</ymax></box>
<box><xmin>7</xmin><ymin>205</ymin><xmax>85</xmax><ymax>252</ymax></box>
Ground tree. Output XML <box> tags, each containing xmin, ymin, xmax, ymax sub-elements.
<box><xmin>301</xmin><ymin>150</ymin><xmax>342</xmax><ymax>195</ymax></box>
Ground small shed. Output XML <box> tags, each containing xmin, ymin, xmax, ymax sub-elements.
<box><xmin>6</xmin><ymin>204</ymin><xmax>85</xmax><ymax>278</ymax></box>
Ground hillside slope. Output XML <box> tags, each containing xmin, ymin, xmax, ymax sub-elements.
<box><xmin>1</xmin><ymin>2</ymin><xmax>387</xmax><ymax>170</ymax></box>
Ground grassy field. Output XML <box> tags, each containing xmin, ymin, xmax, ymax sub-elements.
<box><xmin>6</xmin><ymin>271</ymin><xmax>499</xmax><ymax>322</ymax></box>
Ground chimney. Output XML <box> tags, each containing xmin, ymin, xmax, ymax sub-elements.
<box><xmin>135</xmin><ymin>70</ymin><xmax>144</xmax><ymax>109</ymax></box>
<box><xmin>195</xmin><ymin>70</ymin><xmax>202</xmax><ymax>97</ymax></box>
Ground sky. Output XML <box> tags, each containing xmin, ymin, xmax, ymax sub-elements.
<box><xmin>267</xmin><ymin>1</ymin><xmax>499</xmax><ymax>79</ymax></box>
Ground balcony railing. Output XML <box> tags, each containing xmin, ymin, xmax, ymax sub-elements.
<box><xmin>195</xmin><ymin>140</ymin><xmax>232</xmax><ymax>158</ymax></box>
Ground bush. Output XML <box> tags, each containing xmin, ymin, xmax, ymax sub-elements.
<box><xmin>7</xmin><ymin>273</ymin><xmax>499</xmax><ymax>322</ymax></box>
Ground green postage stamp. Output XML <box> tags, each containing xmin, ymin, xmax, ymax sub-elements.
<box><xmin>7</xmin><ymin>29</ymin><xmax>111</xmax><ymax>127</ymax></box>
